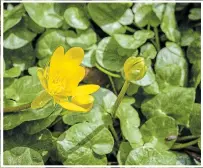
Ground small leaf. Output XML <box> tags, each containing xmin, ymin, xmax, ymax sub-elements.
<box><xmin>36</xmin><ymin>29</ymin><xmax>70</xmax><ymax>60</ymax></box>
<box><xmin>88</xmin><ymin>3</ymin><xmax>133</xmax><ymax>35</ymax></box>
<box><xmin>4</xmin><ymin>4</ymin><xmax>25</xmax><ymax>33</ymax></box>
<box><xmin>141</xmin><ymin>86</ymin><xmax>196</xmax><ymax>126</ymax></box>
<box><xmin>24</xmin><ymin>3</ymin><xmax>64</xmax><ymax>28</ymax></box>
<box><xmin>4</xmin><ymin>147</ymin><xmax>44</xmax><ymax>165</ymax></box>
<box><xmin>117</xmin><ymin>99</ymin><xmax>143</xmax><ymax>148</ymax></box>
<box><xmin>4</xmin><ymin>67</ymin><xmax>21</xmax><ymax>78</ymax></box>
<box><xmin>126</xmin><ymin>147</ymin><xmax>176</xmax><ymax>165</ymax></box>
<box><xmin>117</xmin><ymin>142</ymin><xmax>132</xmax><ymax>165</ymax></box>
<box><xmin>161</xmin><ymin>3</ymin><xmax>180</xmax><ymax>42</ymax></box>
<box><xmin>4</xmin><ymin>24</ymin><xmax>37</xmax><ymax>50</ymax></box>
<box><xmin>140</xmin><ymin>116</ymin><xmax>178</xmax><ymax>150</ymax></box>
<box><xmin>64</xmin><ymin>5</ymin><xmax>90</xmax><ymax>30</ymax></box>
<box><xmin>96</xmin><ymin>37</ymin><xmax>137</xmax><ymax>72</ymax></box>
<box><xmin>57</xmin><ymin>122</ymin><xmax>114</xmax><ymax>165</ymax></box>
<box><xmin>4</xmin><ymin>129</ymin><xmax>53</xmax><ymax>162</ymax></box>
<box><xmin>66</xmin><ymin>29</ymin><xmax>97</xmax><ymax>49</ymax></box>
<box><xmin>188</xmin><ymin>8</ymin><xmax>201</xmax><ymax>20</ymax></box>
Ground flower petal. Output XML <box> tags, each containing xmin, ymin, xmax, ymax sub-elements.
<box><xmin>64</xmin><ymin>66</ymin><xmax>86</xmax><ymax>95</ymax></box>
<box><xmin>71</xmin><ymin>95</ymin><xmax>94</xmax><ymax>112</ymax></box>
<box><xmin>58</xmin><ymin>100</ymin><xmax>88</xmax><ymax>112</ymax></box>
<box><xmin>37</xmin><ymin>68</ymin><xmax>48</xmax><ymax>90</ymax></box>
<box><xmin>73</xmin><ymin>84</ymin><xmax>100</xmax><ymax>96</ymax></box>
<box><xmin>65</xmin><ymin>47</ymin><xmax>84</xmax><ymax>65</ymax></box>
<box><xmin>31</xmin><ymin>90</ymin><xmax>52</xmax><ymax>109</ymax></box>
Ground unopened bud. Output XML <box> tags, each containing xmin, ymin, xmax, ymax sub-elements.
<box><xmin>124</xmin><ymin>56</ymin><xmax>147</xmax><ymax>81</ymax></box>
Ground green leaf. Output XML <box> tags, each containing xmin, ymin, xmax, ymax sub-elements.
<box><xmin>22</xmin><ymin>107</ymin><xmax>62</xmax><ymax>135</ymax></box>
<box><xmin>189</xmin><ymin>103</ymin><xmax>201</xmax><ymax>136</ymax></box>
<box><xmin>113</xmin><ymin>30</ymin><xmax>154</xmax><ymax>50</ymax></box>
<box><xmin>117</xmin><ymin>142</ymin><xmax>132</xmax><ymax>165</ymax></box>
<box><xmin>117</xmin><ymin>99</ymin><xmax>143</xmax><ymax>148</ymax></box>
<box><xmin>125</xmin><ymin>147</ymin><xmax>176</xmax><ymax>165</ymax></box>
<box><xmin>23</xmin><ymin>15</ymin><xmax>45</xmax><ymax>34</ymax></box>
<box><xmin>57</xmin><ymin>122</ymin><xmax>114</xmax><ymax>165</ymax></box>
<box><xmin>96</xmin><ymin>37</ymin><xmax>137</xmax><ymax>72</ymax></box>
<box><xmin>4</xmin><ymin>102</ymin><xmax>56</xmax><ymax>130</ymax></box>
<box><xmin>155</xmin><ymin>42</ymin><xmax>188</xmax><ymax>90</ymax></box>
<box><xmin>66</xmin><ymin>29</ymin><xmax>97</xmax><ymax>49</ymax></box>
<box><xmin>140</xmin><ymin>116</ymin><xmax>178</xmax><ymax>150</ymax></box>
<box><xmin>36</xmin><ymin>29</ymin><xmax>70</xmax><ymax>60</ymax></box>
<box><xmin>4</xmin><ymin>129</ymin><xmax>53</xmax><ymax>162</ymax></box>
<box><xmin>4</xmin><ymin>67</ymin><xmax>21</xmax><ymax>78</ymax></box>
<box><xmin>161</xmin><ymin>3</ymin><xmax>180</xmax><ymax>42</ymax></box>
<box><xmin>187</xmin><ymin>36</ymin><xmax>201</xmax><ymax>88</ymax></box>
<box><xmin>141</xmin><ymin>86</ymin><xmax>196</xmax><ymax>126</ymax></box>
<box><xmin>4</xmin><ymin>4</ymin><xmax>25</xmax><ymax>33</ymax></box>
<box><xmin>82</xmin><ymin>45</ymin><xmax>97</xmax><ymax>68</ymax></box>
<box><xmin>175</xmin><ymin>152</ymin><xmax>195</xmax><ymax>165</ymax></box>
<box><xmin>88</xmin><ymin>3</ymin><xmax>133</xmax><ymax>35</ymax></box>
<box><xmin>4</xmin><ymin>24</ymin><xmax>37</xmax><ymax>50</ymax></box>
<box><xmin>4</xmin><ymin>74</ymin><xmax>42</xmax><ymax>106</ymax></box>
<box><xmin>63</xmin><ymin>88</ymin><xmax>116</xmax><ymax>126</ymax></box>
<box><xmin>4</xmin><ymin>43</ymin><xmax>35</xmax><ymax>71</ymax></box>
<box><xmin>180</xmin><ymin>29</ymin><xmax>199</xmax><ymax>47</ymax></box>
<box><xmin>4</xmin><ymin>147</ymin><xmax>44</xmax><ymax>165</ymax></box>
<box><xmin>64</xmin><ymin>5</ymin><xmax>90</xmax><ymax>30</ymax></box>
<box><xmin>140</xmin><ymin>42</ymin><xmax>157</xmax><ymax>59</ymax></box>
<box><xmin>188</xmin><ymin>8</ymin><xmax>201</xmax><ymax>20</ymax></box>
<box><xmin>132</xmin><ymin>4</ymin><xmax>161</xmax><ymax>28</ymax></box>
<box><xmin>24</xmin><ymin>3</ymin><xmax>64</xmax><ymax>28</ymax></box>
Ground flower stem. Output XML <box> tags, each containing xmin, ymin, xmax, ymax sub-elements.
<box><xmin>171</xmin><ymin>139</ymin><xmax>199</xmax><ymax>150</ymax></box>
<box><xmin>125</xmin><ymin>26</ymin><xmax>136</xmax><ymax>33</ymax></box>
<box><xmin>95</xmin><ymin>63</ymin><xmax>121</xmax><ymax>78</ymax></box>
<box><xmin>154</xmin><ymin>27</ymin><xmax>160</xmax><ymax>51</ymax></box>
<box><xmin>4</xmin><ymin>103</ymin><xmax>31</xmax><ymax>113</ymax></box>
<box><xmin>108</xmin><ymin>75</ymin><xmax>118</xmax><ymax>95</ymax></box>
<box><xmin>176</xmin><ymin>135</ymin><xmax>200</xmax><ymax>142</ymax></box>
<box><xmin>112</xmin><ymin>80</ymin><xmax>130</xmax><ymax>118</ymax></box>
<box><xmin>109</xmin><ymin>124</ymin><xmax>119</xmax><ymax>144</ymax></box>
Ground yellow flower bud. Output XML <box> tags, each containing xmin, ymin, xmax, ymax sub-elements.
<box><xmin>124</xmin><ymin>56</ymin><xmax>147</xmax><ymax>81</ymax></box>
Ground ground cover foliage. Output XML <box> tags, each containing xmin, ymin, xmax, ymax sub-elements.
<box><xmin>3</xmin><ymin>2</ymin><xmax>201</xmax><ymax>165</ymax></box>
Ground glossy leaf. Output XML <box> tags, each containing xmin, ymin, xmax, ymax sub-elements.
<box><xmin>141</xmin><ymin>86</ymin><xmax>196</xmax><ymax>126</ymax></box>
<box><xmin>24</xmin><ymin>3</ymin><xmax>64</xmax><ymax>28</ymax></box>
<box><xmin>161</xmin><ymin>3</ymin><xmax>180</xmax><ymax>42</ymax></box>
<box><xmin>57</xmin><ymin>122</ymin><xmax>114</xmax><ymax>165</ymax></box>
<box><xmin>140</xmin><ymin>116</ymin><xmax>178</xmax><ymax>150</ymax></box>
<box><xmin>4</xmin><ymin>147</ymin><xmax>44</xmax><ymax>165</ymax></box>
<box><xmin>88</xmin><ymin>3</ymin><xmax>133</xmax><ymax>35</ymax></box>
<box><xmin>4</xmin><ymin>4</ymin><xmax>25</xmax><ymax>33</ymax></box>
<box><xmin>126</xmin><ymin>147</ymin><xmax>176</xmax><ymax>165</ymax></box>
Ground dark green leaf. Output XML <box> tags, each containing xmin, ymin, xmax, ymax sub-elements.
<box><xmin>141</xmin><ymin>86</ymin><xmax>196</xmax><ymax>126</ymax></box>
<box><xmin>4</xmin><ymin>147</ymin><xmax>44</xmax><ymax>165</ymax></box>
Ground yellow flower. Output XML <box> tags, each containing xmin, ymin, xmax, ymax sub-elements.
<box><xmin>124</xmin><ymin>56</ymin><xmax>147</xmax><ymax>81</ymax></box>
<box><xmin>31</xmin><ymin>46</ymin><xmax>100</xmax><ymax>112</ymax></box>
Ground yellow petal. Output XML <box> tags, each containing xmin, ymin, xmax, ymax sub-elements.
<box><xmin>37</xmin><ymin>68</ymin><xmax>48</xmax><ymax>90</ymax></box>
<box><xmin>64</xmin><ymin>66</ymin><xmax>86</xmax><ymax>95</ymax></box>
<box><xmin>65</xmin><ymin>47</ymin><xmax>84</xmax><ymax>65</ymax></box>
<box><xmin>31</xmin><ymin>90</ymin><xmax>52</xmax><ymax>109</ymax></box>
<box><xmin>71</xmin><ymin>95</ymin><xmax>94</xmax><ymax>112</ymax></box>
<box><xmin>50</xmin><ymin>46</ymin><xmax>65</xmax><ymax>70</ymax></box>
<box><xmin>58</xmin><ymin>100</ymin><xmax>88</xmax><ymax>112</ymax></box>
<box><xmin>73</xmin><ymin>84</ymin><xmax>100</xmax><ymax>96</ymax></box>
